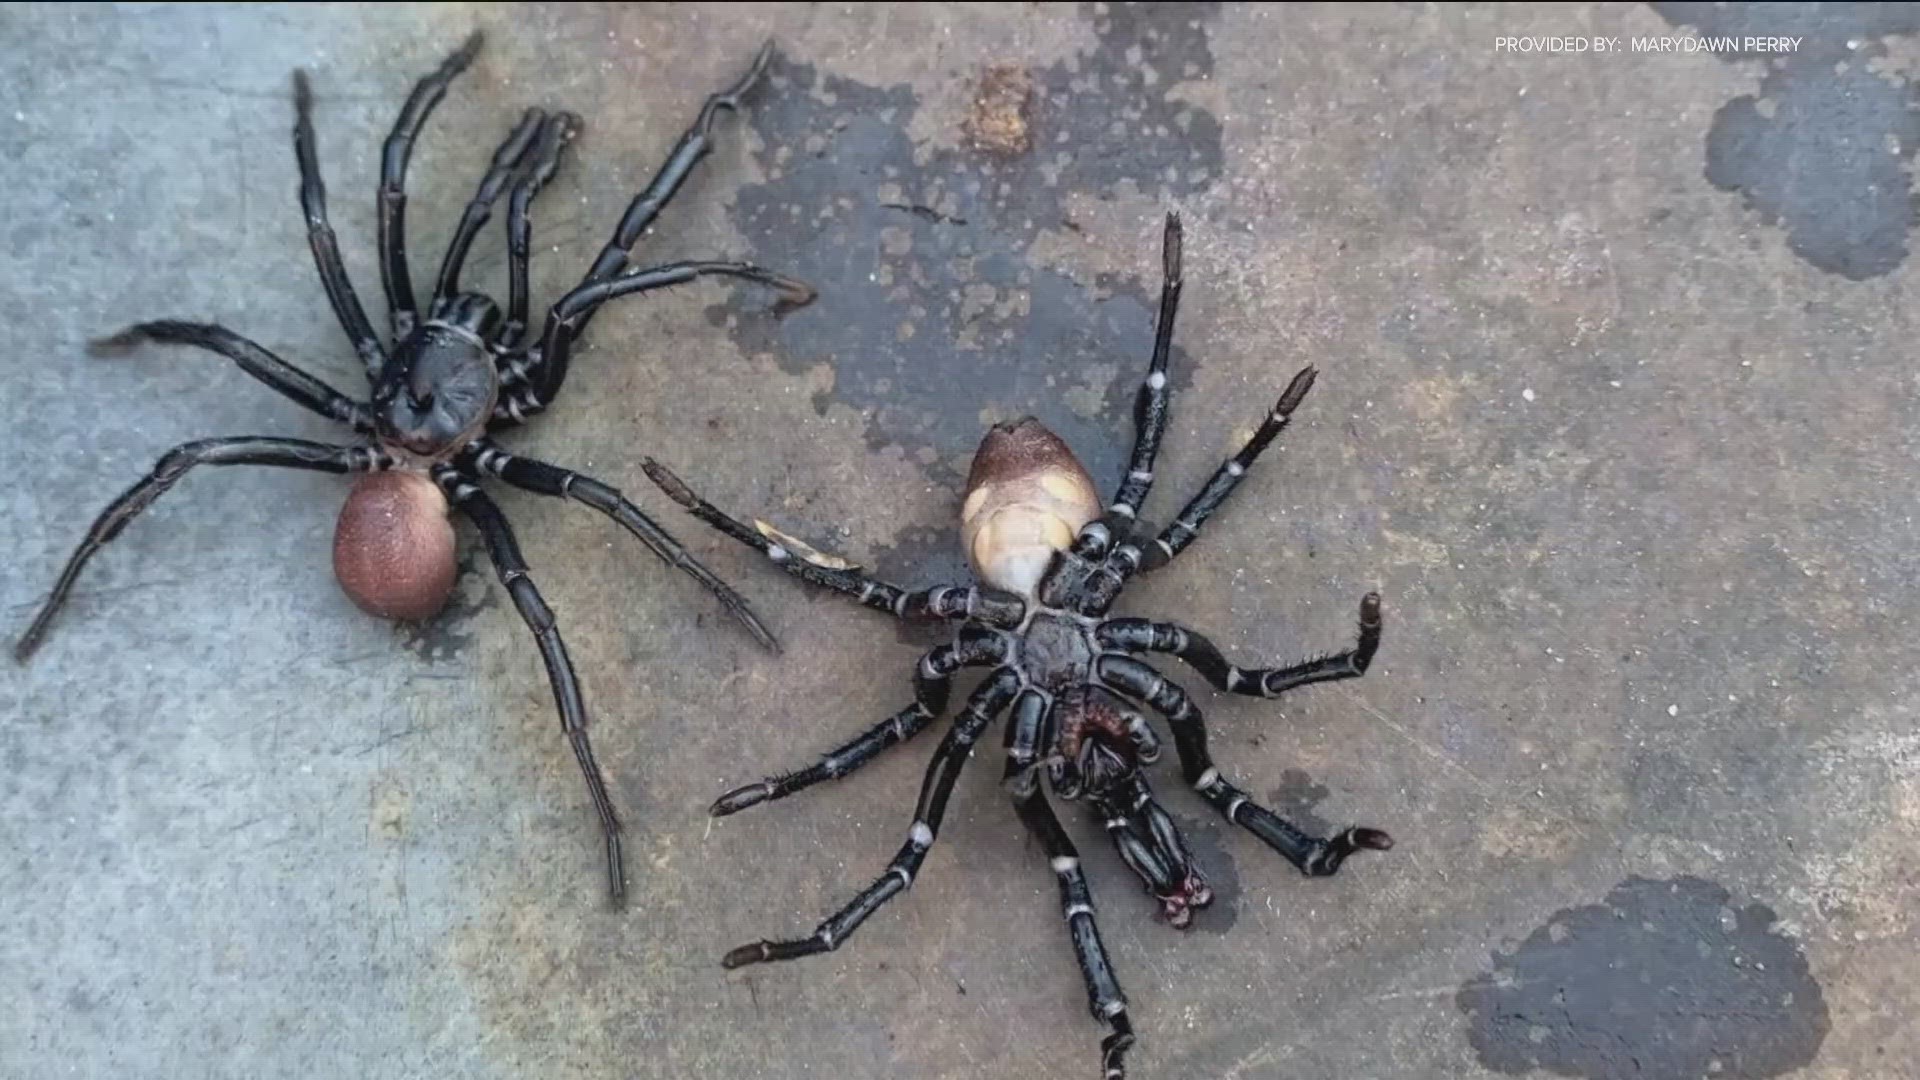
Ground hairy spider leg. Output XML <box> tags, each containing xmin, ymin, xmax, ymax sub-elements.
<box><xmin>1089</xmin><ymin>770</ymin><xmax>1213</xmax><ymax>929</ymax></box>
<box><xmin>460</xmin><ymin>439</ymin><xmax>779</xmax><ymax>652</ymax></box>
<box><xmin>15</xmin><ymin>440</ymin><xmax>392</xmax><ymax>661</ymax></box>
<box><xmin>502</xmin><ymin>41</ymin><xmax>775</xmax><ymax>412</ymax></box>
<box><xmin>500</xmin><ymin>111</ymin><xmax>581</xmax><ymax>353</ymax></box>
<box><xmin>432</xmin><ymin>106</ymin><xmax>547</xmax><ymax>306</ymax></box>
<box><xmin>435</xmin><ymin>467</ymin><xmax>626</xmax><ymax>902</ymax></box>
<box><xmin>1079</xmin><ymin>211</ymin><xmax>1184</xmax><ymax>562</ymax></box>
<box><xmin>1096</xmin><ymin>594</ymin><xmax>1382</xmax><ymax>698</ymax></box>
<box><xmin>1010</xmin><ymin>773</ymin><xmax>1137</xmax><ymax>1080</ymax></box>
<box><xmin>1096</xmin><ymin>656</ymin><xmax>1392</xmax><ymax>876</ymax></box>
<box><xmin>640</xmin><ymin>459</ymin><xmax>1029</xmax><ymax>627</ymax></box>
<box><xmin>87</xmin><ymin>322</ymin><xmax>373</xmax><ymax>432</ymax></box>
<box><xmin>710</xmin><ymin>627</ymin><xmax>1009</xmax><ymax>815</ymax></box>
<box><xmin>293</xmin><ymin>70</ymin><xmax>387</xmax><ymax>376</ymax></box>
<box><xmin>721</xmin><ymin>668</ymin><xmax>1022</xmax><ymax>967</ymax></box>
<box><xmin>378</xmin><ymin>31</ymin><xmax>485</xmax><ymax>338</ymax></box>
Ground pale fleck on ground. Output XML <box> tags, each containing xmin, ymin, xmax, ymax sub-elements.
<box><xmin>3</xmin><ymin>4</ymin><xmax>1916</xmax><ymax>1080</ymax></box>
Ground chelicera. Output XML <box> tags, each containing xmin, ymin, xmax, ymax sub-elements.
<box><xmin>13</xmin><ymin>33</ymin><xmax>812</xmax><ymax>904</ymax></box>
<box><xmin>645</xmin><ymin>214</ymin><xmax>1392</xmax><ymax>1078</ymax></box>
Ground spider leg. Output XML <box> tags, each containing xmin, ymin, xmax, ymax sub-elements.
<box><xmin>292</xmin><ymin>69</ymin><xmax>388</xmax><ymax>377</ymax></box>
<box><xmin>1076</xmin><ymin>211</ymin><xmax>1183</xmax><ymax>562</ymax></box>
<box><xmin>721</xmin><ymin>668</ymin><xmax>1022</xmax><ymax>968</ymax></box>
<box><xmin>1008</xmin><ymin>771</ymin><xmax>1137</xmax><ymax>1080</ymax></box>
<box><xmin>640</xmin><ymin>458</ymin><xmax>1027</xmax><ymax>628</ymax></box>
<box><xmin>431</xmin><ymin>106</ymin><xmax>547</xmax><ymax>306</ymax></box>
<box><xmin>436</xmin><ymin>468</ymin><xmax>625</xmax><ymax>903</ymax></box>
<box><xmin>377</xmin><ymin>31</ymin><xmax>485</xmax><ymax>339</ymax></box>
<box><xmin>1101</xmin><ymin>366</ymin><xmax>1319</xmax><ymax>588</ymax></box>
<box><xmin>711</xmin><ymin>627</ymin><xmax>1008</xmax><ymax>815</ymax></box>
<box><xmin>581</xmin><ymin>41</ymin><xmax>773</xmax><ymax>292</ymax></box>
<box><xmin>1096</xmin><ymin>656</ymin><xmax>1392</xmax><ymax>877</ymax></box>
<box><xmin>87</xmin><ymin>321</ymin><xmax>373</xmax><ymax>432</ymax></box>
<box><xmin>494</xmin><ymin>260</ymin><xmax>813</xmax><ymax>422</ymax></box>
<box><xmin>462</xmin><ymin>441</ymin><xmax>779</xmax><ymax>652</ymax></box>
<box><xmin>14</xmin><ymin>439</ymin><xmax>390</xmax><ymax>661</ymax></box>
<box><xmin>1002</xmin><ymin>689</ymin><xmax>1051</xmax><ymax>776</ymax></box>
<box><xmin>499</xmin><ymin>111</ymin><xmax>582</xmax><ymax>354</ymax></box>
<box><xmin>1089</xmin><ymin>772</ymin><xmax>1213</xmax><ymax>929</ymax></box>
<box><xmin>1097</xmin><ymin>594</ymin><xmax>1382</xmax><ymax>698</ymax></box>
<box><xmin>493</xmin><ymin>41</ymin><xmax>786</xmax><ymax>415</ymax></box>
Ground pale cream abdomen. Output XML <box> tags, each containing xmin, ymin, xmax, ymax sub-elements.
<box><xmin>961</xmin><ymin>417</ymin><xmax>1101</xmax><ymax>596</ymax></box>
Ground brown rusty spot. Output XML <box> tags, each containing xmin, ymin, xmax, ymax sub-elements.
<box><xmin>965</xmin><ymin>63</ymin><xmax>1034</xmax><ymax>157</ymax></box>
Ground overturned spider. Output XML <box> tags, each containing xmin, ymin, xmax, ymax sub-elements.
<box><xmin>13</xmin><ymin>33</ymin><xmax>812</xmax><ymax>904</ymax></box>
<box><xmin>645</xmin><ymin>213</ymin><xmax>1392</xmax><ymax>1078</ymax></box>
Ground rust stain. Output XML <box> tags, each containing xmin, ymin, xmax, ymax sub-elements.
<box><xmin>965</xmin><ymin>63</ymin><xmax>1034</xmax><ymax>157</ymax></box>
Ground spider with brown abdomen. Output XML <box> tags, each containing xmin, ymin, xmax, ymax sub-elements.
<box><xmin>12</xmin><ymin>32</ymin><xmax>813</xmax><ymax>905</ymax></box>
<box><xmin>644</xmin><ymin>213</ymin><xmax>1392</xmax><ymax>1079</ymax></box>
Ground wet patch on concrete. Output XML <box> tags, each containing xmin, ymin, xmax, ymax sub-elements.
<box><xmin>1652</xmin><ymin>3</ymin><xmax>1920</xmax><ymax>279</ymax></box>
<box><xmin>1267</xmin><ymin>767</ymin><xmax>1336</xmax><ymax>838</ymax></box>
<box><xmin>870</xmin><ymin>523</ymin><xmax>972</xmax><ymax>594</ymax></box>
<box><xmin>1457</xmin><ymin>875</ymin><xmax>1829</xmax><ymax>1079</ymax></box>
<box><xmin>715</xmin><ymin>0</ymin><xmax>1225</xmax><ymax>532</ymax></box>
<box><xmin>399</xmin><ymin>546</ymin><xmax>494</xmax><ymax>662</ymax></box>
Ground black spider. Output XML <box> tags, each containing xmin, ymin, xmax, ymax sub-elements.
<box><xmin>643</xmin><ymin>214</ymin><xmax>1392</xmax><ymax>1079</ymax></box>
<box><xmin>12</xmin><ymin>33</ymin><xmax>812</xmax><ymax>904</ymax></box>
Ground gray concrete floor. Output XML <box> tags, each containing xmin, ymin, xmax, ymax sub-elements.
<box><xmin>4</xmin><ymin>4</ymin><xmax>1917</xmax><ymax>1079</ymax></box>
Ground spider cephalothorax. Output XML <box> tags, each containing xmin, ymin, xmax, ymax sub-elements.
<box><xmin>645</xmin><ymin>213</ymin><xmax>1392</xmax><ymax>1078</ymax></box>
<box><xmin>13</xmin><ymin>33</ymin><xmax>814</xmax><ymax>904</ymax></box>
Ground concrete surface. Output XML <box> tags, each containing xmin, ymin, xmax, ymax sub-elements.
<box><xmin>3</xmin><ymin>3</ymin><xmax>1917</xmax><ymax>1078</ymax></box>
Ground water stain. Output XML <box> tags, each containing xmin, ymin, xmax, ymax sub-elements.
<box><xmin>716</xmin><ymin>1</ymin><xmax>1224</xmax><ymax>505</ymax></box>
<box><xmin>1267</xmin><ymin>767</ymin><xmax>1336</xmax><ymax>838</ymax></box>
<box><xmin>399</xmin><ymin>547</ymin><xmax>494</xmax><ymax>662</ymax></box>
<box><xmin>870</xmin><ymin>522</ymin><xmax>972</xmax><ymax>593</ymax></box>
<box><xmin>1652</xmin><ymin>3</ymin><xmax>1920</xmax><ymax>279</ymax></box>
<box><xmin>1457</xmin><ymin>875</ymin><xmax>1829</xmax><ymax>1079</ymax></box>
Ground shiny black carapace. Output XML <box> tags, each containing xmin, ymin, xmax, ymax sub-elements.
<box><xmin>14</xmin><ymin>32</ymin><xmax>812</xmax><ymax>905</ymax></box>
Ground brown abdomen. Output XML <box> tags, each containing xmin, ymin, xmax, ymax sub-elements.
<box><xmin>333</xmin><ymin>471</ymin><xmax>457</xmax><ymax>622</ymax></box>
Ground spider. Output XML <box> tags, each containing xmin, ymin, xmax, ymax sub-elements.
<box><xmin>12</xmin><ymin>33</ymin><xmax>814</xmax><ymax>905</ymax></box>
<box><xmin>642</xmin><ymin>213</ymin><xmax>1393</xmax><ymax>1078</ymax></box>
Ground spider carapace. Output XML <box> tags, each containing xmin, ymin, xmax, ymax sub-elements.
<box><xmin>13</xmin><ymin>32</ymin><xmax>815</xmax><ymax>905</ymax></box>
<box><xmin>369</xmin><ymin>292</ymin><xmax>505</xmax><ymax>460</ymax></box>
<box><xmin>646</xmin><ymin>213</ymin><xmax>1393</xmax><ymax>1079</ymax></box>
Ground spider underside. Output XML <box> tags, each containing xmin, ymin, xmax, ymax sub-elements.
<box><xmin>646</xmin><ymin>213</ymin><xmax>1391</xmax><ymax>1079</ymax></box>
<box><xmin>14</xmin><ymin>33</ymin><xmax>814</xmax><ymax>904</ymax></box>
